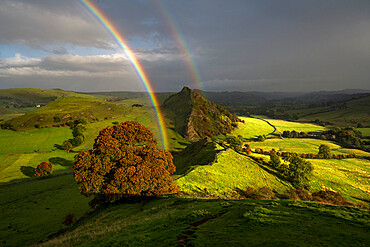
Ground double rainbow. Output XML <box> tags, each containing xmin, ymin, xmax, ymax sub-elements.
<box><xmin>79</xmin><ymin>0</ymin><xmax>169</xmax><ymax>150</ymax></box>
<box><xmin>153</xmin><ymin>0</ymin><xmax>204</xmax><ymax>91</ymax></box>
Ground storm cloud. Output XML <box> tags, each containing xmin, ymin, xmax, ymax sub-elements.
<box><xmin>0</xmin><ymin>0</ymin><xmax>369</xmax><ymax>92</ymax></box>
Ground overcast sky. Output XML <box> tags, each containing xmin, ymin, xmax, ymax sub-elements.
<box><xmin>0</xmin><ymin>0</ymin><xmax>369</xmax><ymax>92</ymax></box>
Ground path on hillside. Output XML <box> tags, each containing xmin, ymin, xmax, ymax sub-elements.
<box><xmin>252</xmin><ymin>117</ymin><xmax>285</xmax><ymax>139</ymax></box>
<box><xmin>0</xmin><ymin>171</ymin><xmax>73</xmax><ymax>188</ymax></box>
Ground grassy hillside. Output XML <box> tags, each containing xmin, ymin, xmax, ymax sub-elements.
<box><xmin>309</xmin><ymin>158</ymin><xmax>370</xmax><ymax>202</ymax></box>
<box><xmin>230</xmin><ymin>117</ymin><xmax>275</xmax><ymax>139</ymax></box>
<box><xmin>39</xmin><ymin>198</ymin><xmax>370</xmax><ymax>247</ymax></box>
<box><xmin>7</xmin><ymin>97</ymin><xmax>130</xmax><ymax>130</ymax></box>
<box><xmin>297</xmin><ymin>96</ymin><xmax>370</xmax><ymax>127</ymax></box>
<box><xmin>0</xmin><ymin>88</ymin><xmax>85</xmax><ymax>105</ymax></box>
<box><xmin>0</xmin><ymin>175</ymin><xmax>90</xmax><ymax>247</ymax></box>
<box><xmin>174</xmin><ymin>146</ymin><xmax>292</xmax><ymax>196</ymax></box>
<box><xmin>265</xmin><ymin>119</ymin><xmax>326</xmax><ymax>133</ymax></box>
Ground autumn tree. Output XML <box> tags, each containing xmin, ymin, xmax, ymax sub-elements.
<box><xmin>35</xmin><ymin>162</ymin><xmax>53</xmax><ymax>177</ymax></box>
<box><xmin>73</xmin><ymin>121</ymin><xmax>178</xmax><ymax>202</ymax></box>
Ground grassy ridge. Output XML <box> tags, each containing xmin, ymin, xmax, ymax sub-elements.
<box><xmin>0</xmin><ymin>175</ymin><xmax>90</xmax><ymax>247</ymax></box>
<box><xmin>39</xmin><ymin>198</ymin><xmax>370</xmax><ymax>247</ymax></box>
<box><xmin>174</xmin><ymin>146</ymin><xmax>291</xmax><ymax>196</ymax></box>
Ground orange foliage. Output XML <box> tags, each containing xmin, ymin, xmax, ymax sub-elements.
<box><xmin>73</xmin><ymin>121</ymin><xmax>178</xmax><ymax>201</ymax></box>
<box><xmin>34</xmin><ymin>162</ymin><xmax>53</xmax><ymax>177</ymax></box>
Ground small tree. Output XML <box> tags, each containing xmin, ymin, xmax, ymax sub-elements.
<box><xmin>257</xmin><ymin>135</ymin><xmax>265</xmax><ymax>142</ymax></box>
<box><xmin>269</xmin><ymin>153</ymin><xmax>281</xmax><ymax>168</ymax></box>
<box><xmin>62</xmin><ymin>140</ymin><xmax>73</xmax><ymax>152</ymax></box>
<box><xmin>35</xmin><ymin>162</ymin><xmax>53</xmax><ymax>177</ymax></box>
<box><xmin>226</xmin><ymin>135</ymin><xmax>242</xmax><ymax>152</ymax></box>
<box><xmin>318</xmin><ymin>144</ymin><xmax>331</xmax><ymax>159</ymax></box>
<box><xmin>73</xmin><ymin>121</ymin><xmax>178</xmax><ymax>202</ymax></box>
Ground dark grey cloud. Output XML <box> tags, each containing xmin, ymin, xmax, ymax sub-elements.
<box><xmin>0</xmin><ymin>0</ymin><xmax>369</xmax><ymax>91</ymax></box>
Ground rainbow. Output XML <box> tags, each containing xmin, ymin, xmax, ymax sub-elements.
<box><xmin>153</xmin><ymin>0</ymin><xmax>204</xmax><ymax>91</ymax></box>
<box><xmin>79</xmin><ymin>0</ymin><xmax>169</xmax><ymax>150</ymax></box>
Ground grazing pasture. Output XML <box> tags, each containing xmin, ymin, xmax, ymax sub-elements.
<box><xmin>264</xmin><ymin>119</ymin><xmax>326</xmax><ymax>133</ymax></box>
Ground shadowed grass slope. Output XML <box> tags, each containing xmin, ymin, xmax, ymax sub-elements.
<box><xmin>38</xmin><ymin>198</ymin><xmax>369</xmax><ymax>247</ymax></box>
<box><xmin>0</xmin><ymin>175</ymin><xmax>90</xmax><ymax>247</ymax></box>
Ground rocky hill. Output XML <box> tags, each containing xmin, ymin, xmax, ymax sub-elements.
<box><xmin>163</xmin><ymin>87</ymin><xmax>242</xmax><ymax>140</ymax></box>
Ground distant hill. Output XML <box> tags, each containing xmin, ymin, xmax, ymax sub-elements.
<box><xmin>163</xmin><ymin>87</ymin><xmax>242</xmax><ymax>140</ymax></box>
<box><xmin>0</xmin><ymin>88</ymin><xmax>87</xmax><ymax>107</ymax></box>
<box><xmin>6</xmin><ymin>97</ymin><xmax>130</xmax><ymax>130</ymax></box>
<box><xmin>296</xmin><ymin>95</ymin><xmax>370</xmax><ymax>127</ymax></box>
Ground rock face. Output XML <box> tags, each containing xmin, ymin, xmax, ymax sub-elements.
<box><xmin>163</xmin><ymin>87</ymin><xmax>242</xmax><ymax>140</ymax></box>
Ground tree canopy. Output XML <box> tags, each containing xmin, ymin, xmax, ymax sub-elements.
<box><xmin>318</xmin><ymin>144</ymin><xmax>331</xmax><ymax>159</ymax></box>
<box><xmin>73</xmin><ymin>121</ymin><xmax>178</xmax><ymax>202</ymax></box>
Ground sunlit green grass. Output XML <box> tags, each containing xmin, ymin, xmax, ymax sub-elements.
<box><xmin>174</xmin><ymin>146</ymin><xmax>291</xmax><ymax>196</ymax></box>
<box><xmin>264</xmin><ymin>118</ymin><xmax>326</xmax><ymax>133</ymax></box>
<box><xmin>0</xmin><ymin>151</ymin><xmax>76</xmax><ymax>183</ymax></box>
<box><xmin>309</xmin><ymin>158</ymin><xmax>370</xmax><ymax>202</ymax></box>
<box><xmin>0</xmin><ymin>128</ymin><xmax>72</xmax><ymax>155</ymax></box>
<box><xmin>249</xmin><ymin>152</ymin><xmax>370</xmax><ymax>202</ymax></box>
<box><xmin>247</xmin><ymin>138</ymin><xmax>370</xmax><ymax>157</ymax></box>
<box><xmin>230</xmin><ymin>117</ymin><xmax>274</xmax><ymax>139</ymax></box>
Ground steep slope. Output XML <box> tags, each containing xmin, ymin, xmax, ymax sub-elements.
<box><xmin>163</xmin><ymin>87</ymin><xmax>241</xmax><ymax>140</ymax></box>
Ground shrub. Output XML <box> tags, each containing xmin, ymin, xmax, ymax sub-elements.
<box><xmin>62</xmin><ymin>213</ymin><xmax>75</xmax><ymax>226</ymax></box>
<box><xmin>269</xmin><ymin>153</ymin><xmax>281</xmax><ymax>168</ymax></box>
<box><xmin>226</xmin><ymin>135</ymin><xmax>242</xmax><ymax>152</ymax></box>
<box><xmin>62</xmin><ymin>140</ymin><xmax>72</xmax><ymax>152</ymax></box>
<box><xmin>318</xmin><ymin>144</ymin><xmax>331</xmax><ymax>159</ymax></box>
<box><xmin>34</xmin><ymin>162</ymin><xmax>53</xmax><ymax>177</ymax></box>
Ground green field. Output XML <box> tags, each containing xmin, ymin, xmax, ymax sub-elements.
<box><xmin>38</xmin><ymin>198</ymin><xmax>370</xmax><ymax>247</ymax></box>
<box><xmin>247</xmin><ymin>138</ymin><xmax>370</xmax><ymax>157</ymax></box>
<box><xmin>358</xmin><ymin>128</ymin><xmax>370</xmax><ymax>137</ymax></box>
<box><xmin>174</xmin><ymin>146</ymin><xmax>291</xmax><ymax>196</ymax></box>
<box><xmin>0</xmin><ymin>128</ymin><xmax>72</xmax><ymax>155</ymax></box>
<box><xmin>264</xmin><ymin>119</ymin><xmax>326</xmax><ymax>133</ymax></box>
<box><xmin>0</xmin><ymin>151</ymin><xmax>76</xmax><ymax>184</ymax></box>
<box><xmin>249</xmin><ymin>152</ymin><xmax>370</xmax><ymax>202</ymax></box>
<box><xmin>230</xmin><ymin>117</ymin><xmax>274</xmax><ymax>139</ymax></box>
<box><xmin>0</xmin><ymin>175</ymin><xmax>90</xmax><ymax>247</ymax></box>
<box><xmin>309</xmin><ymin>158</ymin><xmax>370</xmax><ymax>202</ymax></box>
